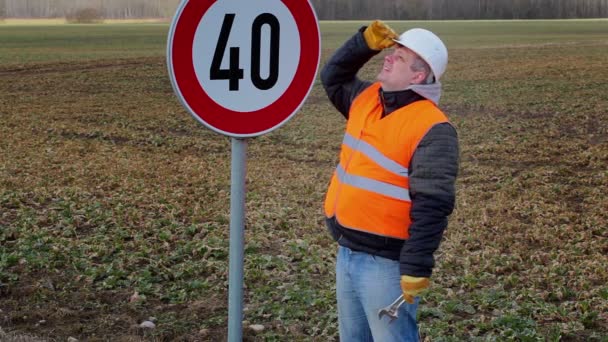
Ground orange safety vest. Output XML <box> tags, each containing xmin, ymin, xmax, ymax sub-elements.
<box><xmin>324</xmin><ymin>83</ymin><xmax>449</xmax><ymax>240</ymax></box>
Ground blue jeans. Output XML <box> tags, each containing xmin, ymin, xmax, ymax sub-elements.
<box><xmin>336</xmin><ymin>246</ymin><xmax>419</xmax><ymax>342</ymax></box>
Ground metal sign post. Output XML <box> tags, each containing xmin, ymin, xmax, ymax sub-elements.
<box><xmin>167</xmin><ymin>0</ymin><xmax>320</xmax><ymax>339</ymax></box>
<box><xmin>228</xmin><ymin>138</ymin><xmax>247</xmax><ymax>341</ymax></box>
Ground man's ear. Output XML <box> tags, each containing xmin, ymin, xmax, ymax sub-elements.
<box><xmin>412</xmin><ymin>71</ymin><xmax>427</xmax><ymax>85</ymax></box>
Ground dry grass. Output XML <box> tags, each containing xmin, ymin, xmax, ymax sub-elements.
<box><xmin>0</xmin><ymin>18</ymin><xmax>68</xmax><ymax>25</ymax></box>
<box><xmin>0</xmin><ymin>18</ymin><xmax>169</xmax><ymax>25</ymax></box>
<box><xmin>0</xmin><ymin>327</ymin><xmax>48</xmax><ymax>342</ymax></box>
<box><xmin>0</xmin><ymin>20</ymin><xmax>607</xmax><ymax>341</ymax></box>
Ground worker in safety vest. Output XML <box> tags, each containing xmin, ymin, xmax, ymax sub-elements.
<box><xmin>321</xmin><ymin>21</ymin><xmax>459</xmax><ymax>341</ymax></box>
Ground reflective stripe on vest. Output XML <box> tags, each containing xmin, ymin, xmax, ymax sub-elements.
<box><xmin>342</xmin><ymin>133</ymin><xmax>409</xmax><ymax>178</ymax></box>
<box><xmin>337</xmin><ymin>133</ymin><xmax>411</xmax><ymax>201</ymax></box>
<box><xmin>335</xmin><ymin>165</ymin><xmax>410</xmax><ymax>202</ymax></box>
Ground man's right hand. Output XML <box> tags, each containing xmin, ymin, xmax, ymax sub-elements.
<box><xmin>363</xmin><ymin>20</ymin><xmax>398</xmax><ymax>51</ymax></box>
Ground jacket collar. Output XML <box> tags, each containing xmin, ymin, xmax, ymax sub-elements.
<box><xmin>379</xmin><ymin>89</ymin><xmax>424</xmax><ymax>118</ymax></box>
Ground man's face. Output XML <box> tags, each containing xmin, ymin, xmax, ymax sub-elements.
<box><xmin>377</xmin><ymin>45</ymin><xmax>426</xmax><ymax>92</ymax></box>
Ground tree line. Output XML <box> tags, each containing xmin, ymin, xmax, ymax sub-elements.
<box><xmin>0</xmin><ymin>0</ymin><xmax>181</xmax><ymax>19</ymax></box>
<box><xmin>1</xmin><ymin>0</ymin><xmax>607</xmax><ymax>20</ymax></box>
<box><xmin>310</xmin><ymin>0</ymin><xmax>608</xmax><ymax>20</ymax></box>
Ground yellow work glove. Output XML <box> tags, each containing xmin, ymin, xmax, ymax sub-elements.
<box><xmin>400</xmin><ymin>275</ymin><xmax>430</xmax><ymax>304</ymax></box>
<box><xmin>363</xmin><ymin>20</ymin><xmax>398</xmax><ymax>51</ymax></box>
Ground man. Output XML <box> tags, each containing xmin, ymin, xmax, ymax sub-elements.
<box><xmin>321</xmin><ymin>21</ymin><xmax>459</xmax><ymax>341</ymax></box>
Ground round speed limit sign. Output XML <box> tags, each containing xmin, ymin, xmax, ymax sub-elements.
<box><xmin>167</xmin><ymin>0</ymin><xmax>321</xmax><ymax>137</ymax></box>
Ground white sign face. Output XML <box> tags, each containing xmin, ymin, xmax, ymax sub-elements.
<box><xmin>193</xmin><ymin>0</ymin><xmax>301</xmax><ymax>112</ymax></box>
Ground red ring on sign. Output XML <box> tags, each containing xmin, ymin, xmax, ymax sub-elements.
<box><xmin>171</xmin><ymin>0</ymin><xmax>320</xmax><ymax>137</ymax></box>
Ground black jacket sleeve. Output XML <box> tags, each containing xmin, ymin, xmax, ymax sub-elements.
<box><xmin>320</xmin><ymin>27</ymin><xmax>378</xmax><ymax>119</ymax></box>
<box><xmin>399</xmin><ymin>123</ymin><xmax>459</xmax><ymax>277</ymax></box>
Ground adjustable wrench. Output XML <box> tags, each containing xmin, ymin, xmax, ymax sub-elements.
<box><xmin>378</xmin><ymin>294</ymin><xmax>406</xmax><ymax>323</ymax></box>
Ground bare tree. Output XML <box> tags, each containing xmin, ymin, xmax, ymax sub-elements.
<box><xmin>0</xmin><ymin>0</ymin><xmax>6</xmax><ymax>19</ymax></box>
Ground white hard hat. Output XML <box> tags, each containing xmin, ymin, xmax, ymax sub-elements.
<box><xmin>393</xmin><ymin>28</ymin><xmax>448</xmax><ymax>81</ymax></box>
